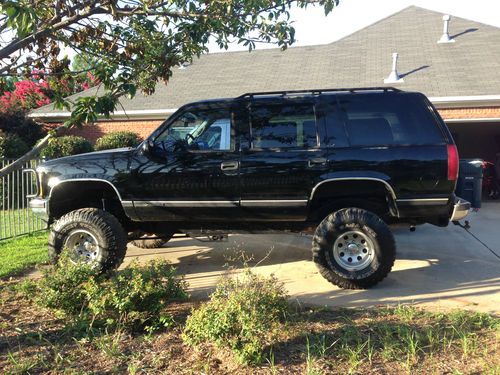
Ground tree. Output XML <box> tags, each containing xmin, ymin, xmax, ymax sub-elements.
<box><xmin>0</xmin><ymin>0</ymin><xmax>338</xmax><ymax>176</ymax></box>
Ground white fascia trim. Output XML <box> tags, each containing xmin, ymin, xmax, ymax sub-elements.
<box><xmin>445</xmin><ymin>117</ymin><xmax>500</xmax><ymax>123</ymax></box>
<box><xmin>429</xmin><ymin>95</ymin><xmax>500</xmax><ymax>109</ymax></box>
<box><xmin>29</xmin><ymin>108</ymin><xmax>178</xmax><ymax>121</ymax></box>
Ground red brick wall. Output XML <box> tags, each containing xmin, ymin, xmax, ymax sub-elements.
<box><xmin>63</xmin><ymin>120</ymin><xmax>162</xmax><ymax>143</ymax></box>
<box><xmin>43</xmin><ymin>107</ymin><xmax>500</xmax><ymax>144</ymax></box>
<box><xmin>438</xmin><ymin>107</ymin><xmax>500</xmax><ymax>120</ymax></box>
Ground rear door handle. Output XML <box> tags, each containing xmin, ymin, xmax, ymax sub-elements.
<box><xmin>308</xmin><ymin>157</ymin><xmax>327</xmax><ymax>167</ymax></box>
<box><xmin>221</xmin><ymin>161</ymin><xmax>239</xmax><ymax>171</ymax></box>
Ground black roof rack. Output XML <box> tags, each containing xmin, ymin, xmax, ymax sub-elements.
<box><xmin>237</xmin><ymin>87</ymin><xmax>401</xmax><ymax>99</ymax></box>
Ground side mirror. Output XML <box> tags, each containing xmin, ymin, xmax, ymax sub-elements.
<box><xmin>141</xmin><ymin>140</ymin><xmax>154</xmax><ymax>155</ymax></box>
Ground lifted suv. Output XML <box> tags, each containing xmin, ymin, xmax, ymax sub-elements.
<box><xmin>29</xmin><ymin>87</ymin><xmax>470</xmax><ymax>289</ymax></box>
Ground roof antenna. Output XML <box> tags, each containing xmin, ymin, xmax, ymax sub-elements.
<box><xmin>438</xmin><ymin>15</ymin><xmax>455</xmax><ymax>44</ymax></box>
<box><xmin>384</xmin><ymin>52</ymin><xmax>404</xmax><ymax>84</ymax></box>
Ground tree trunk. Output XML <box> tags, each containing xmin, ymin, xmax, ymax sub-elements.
<box><xmin>0</xmin><ymin>126</ymin><xmax>64</xmax><ymax>178</ymax></box>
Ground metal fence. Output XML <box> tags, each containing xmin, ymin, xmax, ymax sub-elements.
<box><xmin>0</xmin><ymin>158</ymin><xmax>47</xmax><ymax>240</ymax></box>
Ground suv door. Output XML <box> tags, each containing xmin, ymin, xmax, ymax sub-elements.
<box><xmin>239</xmin><ymin>98</ymin><xmax>329</xmax><ymax>221</ymax></box>
<box><xmin>129</xmin><ymin>103</ymin><xmax>241</xmax><ymax>221</ymax></box>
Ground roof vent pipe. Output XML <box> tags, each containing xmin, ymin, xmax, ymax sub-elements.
<box><xmin>384</xmin><ymin>52</ymin><xmax>404</xmax><ymax>84</ymax></box>
<box><xmin>438</xmin><ymin>15</ymin><xmax>455</xmax><ymax>43</ymax></box>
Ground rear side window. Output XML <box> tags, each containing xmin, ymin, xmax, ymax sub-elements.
<box><xmin>250</xmin><ymin>104</ymin><xmax>317</xmax><ymax>149</ymax></box>
<box><xmin>336</xmin><ymin>94</ymin><xmax>444</xmax><ymax>147</ymax></box>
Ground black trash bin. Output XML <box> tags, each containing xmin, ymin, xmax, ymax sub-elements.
<box><xmin>455</xmin><ymin>159</ymin><xmax>483</xmax><ymax>209</ymax></box>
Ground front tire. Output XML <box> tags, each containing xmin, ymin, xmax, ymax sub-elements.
<box><xmin>48</xmin><ymin>208</ymin><xmax>127</xmax><ymax>272</ymax></box>
<box><xmin>312</xmin><ymin>208</ymin><xmax>396</xmax><ymax>289</ymax></box>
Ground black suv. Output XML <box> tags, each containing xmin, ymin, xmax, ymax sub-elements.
<box><xmin>29</xmin><ymin>87</ymin><xmax>470</xmax><ymax>289</ymax></box>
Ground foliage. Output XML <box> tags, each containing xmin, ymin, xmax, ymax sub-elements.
<box><xmin>0</xmin><ymin>133</ymin><xmax>29</xmax><ymax>158</ymax></box>
<box><xmin>183</xmin><ymin>271</ymin><xmax>288</xmax><ymax>364</ymax></box>
<box><xmin>40</xmin><ymin>135</ymin><xmax>93</xmax><ymax>159</ymax></box>
<box><xmin>0</xmin><ymin>78</ymin><xmax>51</xmax><ymax>111</ymax></box>
<box><xmin>94</xmin><ymin>131</ymin><xmax>141</xmax><ymax>151</ymax></box>
<box><xmin>0</xmin><ymin>72</ymin><xmax>97</xmax><ymax>113</ymax></box>
<box><xmin>32</xmin><ymin>256</ymin><xmax>187</xmax><ymax>330</ymax></box>
<box><xmin>0</xmin><ymin>0</ymin><xmax>339</xmax><ymax>129</ymax></box>
<box><xmin>0</xmin><ymin>110</ymin><xmax>46</xmax><ymax>147</ymax></box>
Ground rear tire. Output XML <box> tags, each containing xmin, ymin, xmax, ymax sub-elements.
<box><xmin>48</xmin><ymin>208</ymin><xmax>127</xmax><ymax>272</ymax></box>
<box><xmin>312</xmin><ymin>208</ymin><xmax>396</xmax><ymax>289</ymax></box>
<box><xmin>131</xmin><ymin>234</ymin><xmax>173</xmax><ymax>249</ymax></box>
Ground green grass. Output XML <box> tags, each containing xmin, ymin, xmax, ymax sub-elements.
<box><xmin>0</xmin><ymin>231</ymin><xmax>48</xmax><ymax>278</ymax></box>
<box><xmin>0</xmin><ymin>208</ymin><xmax>46</xmax><ymax>239</ymax></box>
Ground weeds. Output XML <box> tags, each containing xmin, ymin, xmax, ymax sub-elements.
<box><xmin>183</xmin><ymin>270</ymin><xmax>288</xmax><ymax>365</ymax></box>
<box><xmin>22</xmin><ymin>255</ymin><xmax>187</xmax><ymax>333</ymax></box>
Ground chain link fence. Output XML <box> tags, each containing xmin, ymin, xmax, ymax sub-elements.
<box><xmin>0</xmin><ymin>158</ymin><xmax>47</xmax><ymax>240</ymax></box>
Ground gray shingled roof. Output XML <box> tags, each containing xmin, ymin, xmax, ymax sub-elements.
<box><xmin>32</xmin><ymin>6</ymin><xmax>500</xmax><ymax>116</ymax></box>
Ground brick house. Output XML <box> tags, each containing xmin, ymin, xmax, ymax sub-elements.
<box><xmin>31</xmin><ymin>6</ymin><xmax>500</xmax><ymax>162</ymax></box>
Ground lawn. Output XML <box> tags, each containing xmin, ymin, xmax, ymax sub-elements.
<box><xmin>0</xmin><ymin>231</ymin><xmax>48</xmax><ymax>278</ymax></box>
<box><xmin>0</xmin><ymin>208</ymin><xmax>46</xmax><ymax>239</ymax></box>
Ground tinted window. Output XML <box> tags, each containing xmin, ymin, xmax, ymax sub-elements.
<box><xmin>336</xmin><ymin>94</ymin><xmax>444</xmax><ymax>147</ymax></box>
<box><xmin>250</xmin><ymin>104</ymin><xmax>317</xmax><ymax>149</ymax></box>
<box><xmin>317</xmin><ymin>100</ymin><xmax>349</xmax><ymax>148</ymax></box>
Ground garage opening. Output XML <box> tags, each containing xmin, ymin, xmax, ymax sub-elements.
<box><xmin>447</xmin><ymin>122</ymin><xmax>500</xmax><ymax>163</ymax></box>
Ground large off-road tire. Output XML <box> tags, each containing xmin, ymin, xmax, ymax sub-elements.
<box><xmin>131</xmin><ymin>234</ymin><xmax>173</xmax><ymax>249</ymax></box>
<box><xmin>48</xmin><ymin>208</ymin><xmax>128</xmax><ymax>272</ymax></box>
<box><xmin>312</xmin><ymin>208</ymin><xmax>396</xmax><ymax>289</ymax></box>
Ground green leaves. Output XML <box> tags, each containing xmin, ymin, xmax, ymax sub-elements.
<box><xmin>1</xmin><ymin>0</ymin><xmax>341</xmax><ymax>129</ymax></box>
<box><xmin>1</xmin><ymin>1</ymin><xmax>38</xmax><ymax>38</ymax></box>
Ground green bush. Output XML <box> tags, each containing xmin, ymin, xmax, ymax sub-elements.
<box><xmin>32</xmin><ymin>255</ymin><xmax>187</xmax><ymax>330</ymax></box>
<box><xmin>183</xmin><ymin>271</ymin><xmax>288</xmax><ymax>365</ymax></box>
<box><xmin>35</xmin><ymin>254</ymin><xmax>98</xmax><ymax>315</ymax></box>
<box><xmin>40</xmin><ymin>135</ymin><xmax>93</xmax><ymax>159</ymax></box>
<box><xmin>0</xmin><ymin>110</ymin><xmax>46</xmax><ymax>147</ymax></box>
<box><xmin>0</xmin><ymin>133</ymin><xmax>30</xmax><ymax>158</ymax></box>
<box><xmin>94</xmin><ymin>131</ymin><xmax>141</xmax><ymax>151</ymax></box>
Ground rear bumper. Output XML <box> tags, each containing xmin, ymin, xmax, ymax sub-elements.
<box><xmin>451</xmin><ymin>197</ymin><xmax>470</xmax><ymax>221</ymax></box>
<box><xmin>29</xmin><ymin>198</ymin><xmax>48</xmax><ymax>221</ymax></box>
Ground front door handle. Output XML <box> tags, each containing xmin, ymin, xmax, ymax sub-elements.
<box><xmin>308</xmin><ymin>157</ymin><xmax>327</xmax><ymax>167</ymax></box>
<box><xmin>221</xmin><ymin>161</ymin><xmax>239</xmax><ymax>171</ymax></box>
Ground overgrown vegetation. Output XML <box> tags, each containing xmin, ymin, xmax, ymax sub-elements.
<box><xmin>0</xmin><ymin>257</ymin><xmax>498</xmax><ymax>373</ymax></box>
<box><xmin>29</xmin><ymin>255</ymin><xmax>187</xmax><ymax>331</ymax></box>
<box><xmin>40</xmin><ymin>135</ymin><xmax>93</xmax><ymax>159</ymax></box>
<box><xmin>0</xmin><ymin>231</ymin><xmax>47</xmax><ymax>278</ymax></box>
<box><xmin>183</xmin><ymin>271</ymin><xmax>289</xmax><ymax>364</ymax></box>
<box><xmin>0</xmin><ymin>110</ymin><xmax>46</xmax><ymax>158</ymax></box>
<box><xmin>95</xmin><ymin>131</ymin><xmax>141</xmax><ymax>151</ymax></box>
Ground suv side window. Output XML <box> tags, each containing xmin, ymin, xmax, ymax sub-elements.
<box><xmin>317</xmin><ymin>99</ymin><xmax>349</xmax><ymax>148</ymax></box>
<box><xmin>155</xmin><ymin>107</ymin><xmax>232</xmax><ymax>152</ymax></box>
<box><xmin>249</xmin><ymin>103</ymin><xmax>317</xmax><ymax>149</ymax></box>
<box><xmin>337</xmin><ymin>94</ymin><xmax>444</xmax><ymax>147</ymax></box>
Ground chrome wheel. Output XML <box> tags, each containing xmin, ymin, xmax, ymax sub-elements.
<box><xmin>333</xmin><ymin>230</ymin><xmax>375</xmax><ymax>271</ymax></box>
<box><xmin>64</xmin><ymin>229</ymin><xmax>100</xmax><ymax>263</ymax></box>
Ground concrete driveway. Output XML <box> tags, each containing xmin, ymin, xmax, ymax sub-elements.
<box><xmin>124</xmin><ymin>202</ymin><xmax>500</xmax><ymax>314</ymax></box>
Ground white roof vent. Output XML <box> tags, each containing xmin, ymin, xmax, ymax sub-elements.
<box><xmin>384</xmin><ymin>52</ymin><xmax>404</xmax><ymax>84</ymax></box>
<box><xmin>438</xmin><ymin>15</ymin><xmax>455</xmax><ymax>44</ymax></box>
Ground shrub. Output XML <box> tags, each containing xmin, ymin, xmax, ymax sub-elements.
<box><xmin>35</xmin><ymin>254</ymin><xmax>99</xmax><ymax>316</ymax></box>
<box><xmin>40</xmin><ymin>135</ymin><xmax>93</xmax><ymax>159</ymax></box>
<box><xmin>32</xmin><ymin>255</ymin><xmax>187</xmax><ymax>330</ymax></box>
<box><xmin>183</xmin><ymin>271</ymin><xmax>288</xmax><ymax>365</ymax></box>
<box><xmin>94</xmin><ymin>131</ymin><xmax>141</xmax><ymax>151</ymax></box>
<box><xmin>84</xmin><ymin>260</ymin><xmax>187</xmax><ymax>328</ymax></box>
<box><xmin>0</xmin><ymin>133</ymin><xmax>30</xmax><ymax>158</ymax></box>
<box><xmin>0</xmin><ymin>110</ymin><xmax>46</xmax><ymax>147</ymax></box>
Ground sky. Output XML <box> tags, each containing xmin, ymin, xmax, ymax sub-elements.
<box><xmin>209</xmin><ymin>0</ymin><xmax>500</xmax><ymax>52</ymax></box>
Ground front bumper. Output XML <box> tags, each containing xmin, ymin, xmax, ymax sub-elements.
<box><xmin>451</xmin><ymin>197</ymin><xmax>471</xmax><ymax>222</ymax></box>
<box><xmin>29</xmin><ymin>198</ymin><xmax>48</xmax><ymax>221</ymax></box>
